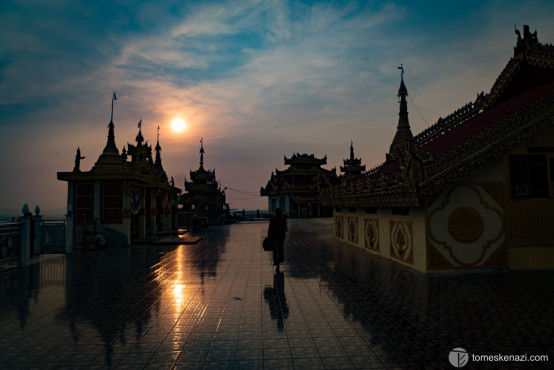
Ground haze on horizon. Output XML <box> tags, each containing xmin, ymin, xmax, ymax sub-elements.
<box><xmin>1</xmin><ymin>0</ymin><xmax>554</xmax><ymax>214</ymax></box>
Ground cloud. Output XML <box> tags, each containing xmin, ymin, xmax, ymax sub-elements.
<box><xmin>1</xmin><ymin>0</ymin><xmax>554</xmax><ymax>212</ymax></box>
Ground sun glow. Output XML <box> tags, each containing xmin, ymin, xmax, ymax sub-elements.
<box><xmin>171</xmin><ymin>117</ymin><xmax>187</xmax><ymax>133</ymax></box>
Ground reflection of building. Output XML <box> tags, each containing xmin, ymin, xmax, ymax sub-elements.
<box><xmin>321</xmin><ymin>26</ymin><xmax>554</xmax><ymax>272</ymax></box>
<box><xmin>178</xmin><ymin>139</ymin><xmax>228</xmax><ymax>225</ymax></box>
<box><xmin>260</xmin><ymin>153</ymin><xmax>339</xmax><ymax>218</ymax></box>
<box><xmin>58</xmin><ymin>107</ymin><xmax>180</xmax><ymax>245</ymax></box>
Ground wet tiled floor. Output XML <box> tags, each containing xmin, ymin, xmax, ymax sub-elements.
<box><xmin>0</xmin><ymin>219</ymin><xmax>553</xmax><ymax>369</ymax></box>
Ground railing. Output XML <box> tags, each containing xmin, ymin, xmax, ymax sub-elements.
<box><xmin>42</xmin><ymin>220</ymin><xmax>66</xmax><ymax>254</ymax></box>
<box><xmin>0</xmin><ymin>222</ymin><xmax>22</xmax><ymax>270</ymax></box>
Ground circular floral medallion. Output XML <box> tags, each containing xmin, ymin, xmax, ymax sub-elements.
<box><xmin>448</xmin><ymin>206</ymin><xmax>485</xmax><ymax>243</ymax></box>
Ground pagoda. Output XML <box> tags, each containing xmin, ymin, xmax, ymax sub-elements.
<box><xmin>340</xmin><ymin>141</ymin><xmax>366</xmax><ymax>180</ymax></box>
<box><xmin>178</xmin><ymin>139</ymin><xmax>228</xmax><ymax>225</ymax></box>
<box><xmin>261</xmin><ymin>153</ymin><xmax>339</xmax><ymax>218</ymax></box>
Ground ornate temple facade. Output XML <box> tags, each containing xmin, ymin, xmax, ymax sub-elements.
<box><xmin>58</xmin><ymin>104</ymin><xmax>181</xmax><ymax>245</ymax></box>
<box><xmin>320</xmin><ymin>26</ymin><xmax>554</xmax><ymax>272</ymax></box>
<box><xmin>178</xmin><ymin>139</ymin><xmax>228</xmax><ymax>225</ymax></box>
<box><xmin>261</xmin><ymin>153</ymin><xmax>339</xmax><ymax>217</ymax></box>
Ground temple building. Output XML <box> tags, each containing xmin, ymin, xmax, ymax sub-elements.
<box><xmin>320</xmin><ymin>26</ymin><xmax>554</xmax><ymax>272</ymax></box>
<box><xmin>178</xmin><ymin>139</ymin><xmax>228</xmax><ymax>225</ymax></box>
<box><xmin>340</xmin><ymin>141</ymin><xmax>366</xmax><ymax>180</ymax></box>
<box><xmin>261</xmin><ymin>153</ymin><xmax>339</xmax><ymax>217</ymax></box>
<box><xmin>58</xmin><ymin>96</ymin><xmax>180</xmax><ymax>245</ymax></box>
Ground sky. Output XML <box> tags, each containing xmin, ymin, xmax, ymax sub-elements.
<box><xmin>1</xmin><ymin>0</ymin><xmax>554</xmax><ymax>214</ymax></box>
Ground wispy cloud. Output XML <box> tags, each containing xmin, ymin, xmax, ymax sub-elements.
<box><xmin>1</xmin><ymin>0</ymin><xmax>554</xmax><ymax>211</ymax></box>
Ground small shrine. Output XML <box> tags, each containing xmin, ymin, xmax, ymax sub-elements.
<box><xmin>57</xmin><ymin>94</ymin><xmax>181</xmax><ymax>245</ymax></box>
<box><xmin>320</xmin><ymin>26</ymin><xmax>554</xmax><ymax>272</ymax></box>
<box><xmin>340</xmin><ymin>141</ymin><xmax>366</xmax><ymax>180</ymax></box>
<box><xmin>260</xmin><ymin>153</ymin><xmax>339</xmax><ymax>217</ymax></box>
<box><xmin>178</xmin><ymin>139</ymin><xmax>228</xmax><ymax>226</ymax></box>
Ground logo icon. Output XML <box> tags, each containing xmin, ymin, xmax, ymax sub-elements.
<box><xmin>449</xmin><ymin>348</ymin><xmax>469</xmax><ymax>368</ymax></box>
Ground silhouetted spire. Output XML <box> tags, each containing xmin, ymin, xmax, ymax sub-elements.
<box><xmin>387</xmin><ymin>65</ymin><xmax>413</xmax><ymax>162</ymax></box>
<box><xmin>93</xmin><ymin>93</ymin><xmax>121</xmax><ymax>170</ymax></box>
<box><xmin>136</xmin><ymin>119</ymin><xmax>144</xmax><ymax>144</ymax></box>
<box><xmin>199</xmin><ymin>138</ymin><xmax>205</xmax><ymax>169</ymax></box>
<box><xmin>340</xmin><ymin>141</ymin><xmax>365</xmax><ymax>177</ymax></box>
<box><xmin>155</xmin><ymin>125</ymin><xmax>162</xmax><ymax>167</ymax></box>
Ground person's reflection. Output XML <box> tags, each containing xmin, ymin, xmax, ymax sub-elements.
<box><xmin>263</xmin><ymin>271</ymin><xmax>289</xmax><ymax>330</ymax></box>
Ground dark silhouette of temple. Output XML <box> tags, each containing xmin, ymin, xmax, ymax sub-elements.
<box><xmin>58</xmin><ymin>95</ymin><xmax>180</xmax><ymax>245</ymax></box>
<box><xmin>260</xmin><ymin>153</ymin><xmax>339</xmax><ymax>218</ymax></box>
<box><xmin>178</xmin><ymin>139</ymin><xmax>228</xmax><ymax>226</ymax></box>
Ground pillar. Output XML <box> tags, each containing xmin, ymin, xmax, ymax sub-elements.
<box><xmin>20</xmin><ymin>206</ymin><xmax>32</xmax><ymax>267</ymax></box>
<box><xmin>65</xmin><ymin>209</ymin><xmax>74</xmax><ymax>254</ymax></box>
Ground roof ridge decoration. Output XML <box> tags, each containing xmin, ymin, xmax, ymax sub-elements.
<box><xmin>284</xmin><ymin>153</ymin><xmax>327</xmax><ymax>166</ymax></box>
<box><xmin>420</xmin><ymin>89</ymin><xmax>554</xmax><ymax>197</ymax></box>
<box><xmin>415</xmin><ymin>25</ymin><xmax>554</xmax><ymax>151</ymax></box>
<box><xmin>321</xmin><ymin>88</ymin><xmax>554</xmax><ymax>207</ymax></box>
<box><xmin>320</xmin><ymin>26</ymin><xmax>554</xmax><ymax>208</ymax></box>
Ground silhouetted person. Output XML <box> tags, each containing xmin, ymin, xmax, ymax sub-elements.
<box><xmin>263</xmin><ymin>271</ymin><xmax>289</xmax><ymax>330</ymax></box>
<box><xmin>268</xmin><ymin>207</ymin><xmax>287</xmax><ymax>271</ymax></box>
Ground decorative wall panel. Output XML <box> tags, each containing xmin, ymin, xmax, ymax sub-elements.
<box><xmin>348</xmin><ymin>216</ymin><xmax>358</xmax><ymax>244</ymax></box>
<box><xmin>390</xmin><ymin>220</ymin><xmax>413</xmax><ymax>264</ymax></box>
<box><xmin>364</xmin><ymin>217</ymin><xmax>379</xmax><ymax>251</ymax></box>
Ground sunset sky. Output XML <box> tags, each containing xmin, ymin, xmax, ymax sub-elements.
<box><xmin>1</xmin><ymin>0</ymin><xmax>554</xmax><ymax>214</ymax></box>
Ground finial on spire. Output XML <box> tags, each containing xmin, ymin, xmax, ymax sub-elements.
<box><xmin>136</xmin><ymin>119</ymin><xmax>144</xmax><ymax>144</ymax></box>
<box><xmin>199</xmin><ymin>138</ymin><xmax>204</xmax><ymax>168</ymax></box>
<box><xmin>350</xmin><ymin>141</ymin><xmax>354</xmax><ymax>160</ymax></box>
<box><xmin>155</xmin><ymin>125</ymin><xmax>163</xmax><ymax>167</ymax></box>
<box><xmin>397</xmin><ymin>64</ymin><xmax>408</xmax><ymax>101</ymax></box>
<box><xmin>110</xmin><ymin>92</ymin><xmax>117</xmax><ymax>123</ymax></box>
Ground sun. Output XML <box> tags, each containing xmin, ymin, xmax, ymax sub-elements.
<box><xmin>171</xmin><ymin>117</ymin><xmax>187</xmax><ymax>133</ymax></box>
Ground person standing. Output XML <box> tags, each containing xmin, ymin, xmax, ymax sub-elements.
<box><xmin>268</xmin><ymin>207</ymin><xmax>287</xmax><ymax>271</ymax></box>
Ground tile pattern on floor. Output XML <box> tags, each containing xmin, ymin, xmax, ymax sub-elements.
<box><xmin>0</xmin><ymin>218</ymin><xmax>552</xmax><ymax>369</ymax></box>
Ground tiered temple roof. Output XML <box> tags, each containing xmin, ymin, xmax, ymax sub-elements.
<box><xmin>320</xmin><ymin>25</ymin><xmax>554</xmax><ymax>208</ymax></box>
<box><xmin>340</xmin><ymin>141</ymin><xmax>366</xmax><ymax>179</ymax></box>
<box><xmin>179</xmin><ymin>139</ymin><xmax>227</xmax><ymax>224</ymax></box>
<box><xmin>59</xmin><ymin>113</ymin><xmax>172</xmax><ymax>189</ymax></box>
<box><xmin>260</xmin><ymin>153</ymin><xmax>339</xmax><ymax>200</ymax></box>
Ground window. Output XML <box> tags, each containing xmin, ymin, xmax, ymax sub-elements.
<box><xmin>348</xmin><ymin>207</ymin><xmax>357</xmax><ymax>213</ymax></box>
<box><xmin>365</xmin><ymin>207</ymin><xmax>377</xmax><ymax>214</ymax></box>
<box><xmin>102</xmin><ymin>182</ymin><xmax>121</xmax><ymax>222</ymax></box>
<box><xmin>510</xmin><ymin>155</ymin><xmax>548</xmax><ymax>198</ymax></box>
<box><xmin>75</xmin><ymin>182</ymin><xmax>93</xmax><ymax>220</ymax></box>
